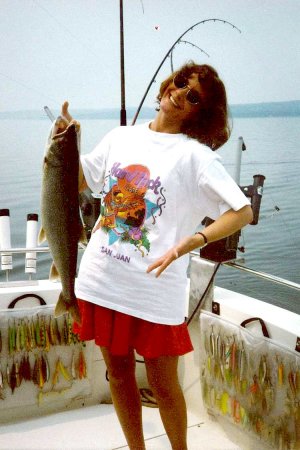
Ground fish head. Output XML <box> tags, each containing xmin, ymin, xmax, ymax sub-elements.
<box><xmin>45</xmin><ymin>123</ymin><xmax>79</xmax><ymax>167</ymax></box>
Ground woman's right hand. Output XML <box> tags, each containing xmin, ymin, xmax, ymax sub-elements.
<box><xmin>59</xmin><ymin>101</ymin><xmax>80</xmax><ymax>133</ymax></box>
<box><xmin>61</xmin><ymin>101</ymin><xmax>73</xmax><ymax>123</ymax></box>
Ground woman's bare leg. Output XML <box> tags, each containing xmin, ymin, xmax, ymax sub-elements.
<box><xmin>100</xmin><ymin>347</ymin><xmax>145</xmax><ymax>450</ymax></box>
<box><xmin>145</xmin><ymin>355</ymin><xmax>188</xmax><ymax>450</ymax></box>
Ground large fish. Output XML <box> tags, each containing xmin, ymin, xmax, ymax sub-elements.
<box><xmin>39</xmin><ymin>118</ymin><xmax>86</xmax><ymax>324</ymax></box>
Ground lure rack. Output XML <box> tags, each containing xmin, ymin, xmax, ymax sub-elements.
<box><xmin>199</xmin><ymin>311</ymin><xmax>300</xmax><ymax>450</ymax></box>
<box><xmin>0</xmin><ymin>301</ymin><xmax>92</xmax><ymax>420</ymax></box>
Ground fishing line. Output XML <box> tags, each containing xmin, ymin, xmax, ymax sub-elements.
<box><xmin>139</xmin><ymin>0</ymin><xmax>144</xmax><ymax>14</ymax></box>
<box><xmin>132</xmin><ymin>18</ymin><xmax>242</xmax><ymax>125</ymax></box>
<box><xmin>32</xmin><ymin>0</ymin><xmax>110</xmax><ymax>62</ymax></box>
<box><xmin>2</xmin><ymin>0</ymin><xmax>113</xmax><ymax>108</ymax></box>
<box><xmin>0</xmin><ymin>72</ymin><xmax>59</xmax><ymax>106</ymax></box>
<box><xmin>241</xmin><ymin>153</ymin><xmax>297</xmax><ymax>246</ymax></box>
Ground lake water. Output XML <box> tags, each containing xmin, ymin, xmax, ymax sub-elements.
<box><xmin>0</xmin><ymin>114</ymin><xmax>299</xmax><ymax>314</ymax></box>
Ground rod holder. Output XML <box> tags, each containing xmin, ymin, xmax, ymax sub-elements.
<box><xmin>233</xmin><ymin>136</ymin><xmax>246</xmax><ymax>185</ymax></box>
<box><xmin>0</xmin><ymin>209</ymin><xmax>12</xmax><ymax>271</ymax></box>
<box><xmin>25</xmin><ymin>213</ymin><xmax>39</xmax><ymax>274</ymax></box>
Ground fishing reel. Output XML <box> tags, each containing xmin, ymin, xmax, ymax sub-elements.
<box><xmin>200</xmin><ymin>174</ymin><xmax>265</xmax><ymax>263</ymax></box>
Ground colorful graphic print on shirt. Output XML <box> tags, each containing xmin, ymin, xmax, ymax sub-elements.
<box><xmin>95</xmin><ymin>163</ymin><xmax>166</xmax><ymax>257</ymax></box>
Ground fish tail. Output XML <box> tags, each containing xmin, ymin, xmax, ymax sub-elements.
<box><xmin>54</xmin><ymin>293</ymin><xmax>82</xmax><ymax>325</ymax></box>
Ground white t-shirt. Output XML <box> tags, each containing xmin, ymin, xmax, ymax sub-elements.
<box><xmin>75</xmin><ymin>122</ymin><xmax>250</xmax><ymax>325</ymax></box>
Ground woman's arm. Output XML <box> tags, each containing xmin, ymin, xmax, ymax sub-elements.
<box><xmin>147</xmin><ymin>205</ymin><xmax>253</xmax><ymax>278</ymax></box>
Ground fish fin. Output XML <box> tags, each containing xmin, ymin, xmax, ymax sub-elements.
<box><xmin>49</xmin><ymin>262</ymin><xmax>60</xmax><ymax>281</ymax></box>
<box><xmin>79</xmin><ymin>226</ymin><xmax>88</xmax><ymax>245</ymax></box>
<box><xmin>38</xmin><ymin>227</ymin><xmax>47</xmax><ymax>244</ymax></box>
<box><xmin>54</xmin><ymin>293</ymin><xmax>81</xmax><ymax>325</ymax></box>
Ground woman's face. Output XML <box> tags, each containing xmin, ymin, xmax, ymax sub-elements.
<box><xmin>159</xmin><ymin>73</ymin><xmax>203</xmax><ymax>123</ymax></box>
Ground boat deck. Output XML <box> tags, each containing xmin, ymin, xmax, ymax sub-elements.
<box><xmin>0</xmin><ymin>403</ymin><xmax>243</xmax><ymax>450</ymax></box>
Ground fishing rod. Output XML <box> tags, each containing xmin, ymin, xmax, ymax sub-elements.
<box><xmin>170</xmin><ymin>40</ymin><xmax>210</xmax><ymax>73</ymax></box>
<box><xmin>132</xmin><ymin>18</ymin><xmax>241</xmax><ymax>125</ymax></box>
<box><xmin>119</xmin><ymin>0</ymin><xmax>127</xmax><ymax>126</ymax></box>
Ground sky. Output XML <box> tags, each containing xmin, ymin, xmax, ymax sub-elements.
<box><xmin>0</xmin><ymin>0</ymin><xmax>299</xmax><ymax>112</ymax></box>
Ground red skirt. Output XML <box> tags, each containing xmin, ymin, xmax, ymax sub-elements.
<box><xmin>73</xmin><ymin>299</ymin><xmax>193</xmax><ymax>358</ymax></box>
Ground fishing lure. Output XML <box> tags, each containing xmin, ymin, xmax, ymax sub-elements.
<box><xmin>0</xmin><ymin>362</ymin><xmax>4</xmax><ymax>400</ymax></box>
<box><xmin>43</xmin><ymin>322</ymin><xmax>50</xmax><ymax>352</ymax></box>
<box><xmin>10</xmin><ymin>362</ymin><xmax>16</xmax><ymax>393</ymax></box>
<box><xmin>62</xmin><ymin>317</ymin><xmax>68</xmax><ymax>345</ymax></box>
<box><xmin>8</xmin><ymin>320</ymin><xmax>16</xmax><ymax>355</ymax></box>
<box><xmin>30</xmin><ymin>319</ymin><xmax>36</xmax><ymax>350</ymax></box>
<box><xmin>209</xmin><ymin>326</ymin><xmax>215</xmax><ymax>357</ymax></box>
<box><xmin>59</xmin><ymin>359</ymin><xmax>71</xmax><ymax>381</ymax></box>
<box><xmin>215</xmin><ymin>333</ymin><xmax>221</xmax><ymax>362</ymax></box>
<box><xmin>258</xmin><ymin>355</ymin><xmax>267</xmax><ymax>385</ymax></box>
<box><xmin>15</xmin><ymin>321</ymin><xmax>21</xmax><ymax>353</ymax></box>
<box><xmin>55</xmin><ymin>318</ymin><xmax>61</xmax><ymax>345</ymax></box>
<box><xmin>39</xmin><ymin>317</ymin><xmax>46</xmax><ymax>348</ymax></box>
<box><xmin>230</xmin><ymin>337</ymin><xmax>237</xmax><ymax>374</ymax></box>
<box><xmin>35</xmin><ymin>316</ymin><xmax>41</xmax><ymax>347</ymax></box>
<box><xmin>49</xmin><ymin>316</ymin><xmax>57</xmax><ymax>346</ymax></box>
<box><xmin>6</xmin><ymin>362</ymin><xmax>10</xmax><ymax>387</ymax></box>
<box><xmin>220</xmin><ymin>391</ymin><xmax>229</xmax><ymax>415</ymax></box>
<box><xmin>19</xmin><ymin>320</ymin><xmax>26</xmax><ymax>351</ymax></box>
<box><xmin>262</xmin><ymin>378</ymin><xmax>274</xmax><ymax>413</ymax></box>
<box><xmin>249</xmin><ymin>374</ymin><xmax>260</xmax><ymax>405</ymax></box>
<box><xmin>32</xmin><ymin>354</ymin><xmax>39</xmax><ymax>386</ymax></box>
<box><xmin>233</xmin><ymin>399</ymin><xmax>241</xmax><ymax>423</ymax></box>
<box><xmin>41</xmin><ymin>353</ymin><xmax>50</xmax><ymax>384</ymax></box>
<box><xmin>277</xmin><ymin>357</ymin><xmax>284</xmax><ymax>387</ymax></box>
<box><xmin>224</xmin><ymin>338</ymin><xmax>231</xmax><ymax>370</ymax></box>
<box><xmin>78</xmin><ymin>348</ymin><xmax>87</xmax><ymax>379</ymax></box>
<box><xmin>288</xmin><ymin>369</ymin><xmax>297</xmax><ymax>398</ymax></box>
<box><xmin>20</xmin><ymin>353</ymin><xmax>31</xmax><ymax>381</ymax></box>
<box><xmin>224</xmin><ymin>338</ymin><xmax>232</xmax><ymax>384</ymax></box>
<box><xmin>52</xmin><ymin>358</ymin><xmax>71</xmax><ymax>386</ymax></box>
<box><xmin>238</xmin><ymin>343</ymin><xmax>247</xmax><ymax>382</ymax></box>
<box><xmin>10</xmin><ymin>360</ymin><xmax>20</xmax><ymax>393</ymax></box>
<box><xmin>71</xmin><ymin>352</ymin><xmax>77</xmax><ymax>379</ymax></box>
<box><xmin>45</xmin><ymin>354</ymin><xmax>50</xmax><ymax>382</ymax></box>
<box><xmin>52</xmin><ymin>359</ymin><xmax>60</xmax><ymax>386</ymax></box>
<box><xmin>67</xmin><ymin>314</ymin><xmax>73</xmax><ymax>345</ymax></box>
<box><xmin>33</xmin><ymin>354</ymin><xmax>47</xmax><ymax>389</ymax></box>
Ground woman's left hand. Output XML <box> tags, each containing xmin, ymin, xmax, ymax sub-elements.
<box><xmin>146</xmin><ymin>247</ymin><xmax>179</xmax><ymax>278</ymax></box>
<box><xmin>146</xmin><ymin>205</ymin><xmax>253</xmax><ymax>278</ymax></box>
<box><xmin>146</xmin><ymin>234</ymin><xmax>202</xmax><ymax>277</ymax></box>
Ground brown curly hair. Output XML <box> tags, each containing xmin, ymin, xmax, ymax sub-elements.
<box><xmin>157</xmin><ymin>61</ymin><xmax>231</xmax><ymax>150</ymax></box>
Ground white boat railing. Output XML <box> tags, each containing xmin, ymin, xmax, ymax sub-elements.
<box><xmin>223</xmin><ymin>260</ymin><xmax>300</xmax><ymax>292</ymax></box>
<box><xmin>0</xmin><ymin>246</ymin><xmax>299</xmax><ymax>293</ymax></box>
<box><xmin>189</xmin><ymin>250</ymin><xmax>300</xmax><ymax>292</ymax></box>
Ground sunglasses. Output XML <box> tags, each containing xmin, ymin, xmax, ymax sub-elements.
<box><xmin>173</xmin><ymin>73</ymin><xmax>201</xmax><ymax>105</ymax></box>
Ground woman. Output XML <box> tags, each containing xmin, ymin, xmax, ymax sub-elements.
<box><xmin>63</xmin><ymin>62</ymin><xmax>253</xmax><ymax>450</ymax></box>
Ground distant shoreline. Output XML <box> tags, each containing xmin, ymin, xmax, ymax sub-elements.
<box><xmin>0</xmin><ymin>100</ymin><xmax>300</xmax><ymax>120</ymax></box>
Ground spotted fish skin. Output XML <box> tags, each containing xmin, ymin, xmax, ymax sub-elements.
<box><xmin>39</xmin><ymin>121</ymin><xmax>85</xmax><ymax>324</ymax></box>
